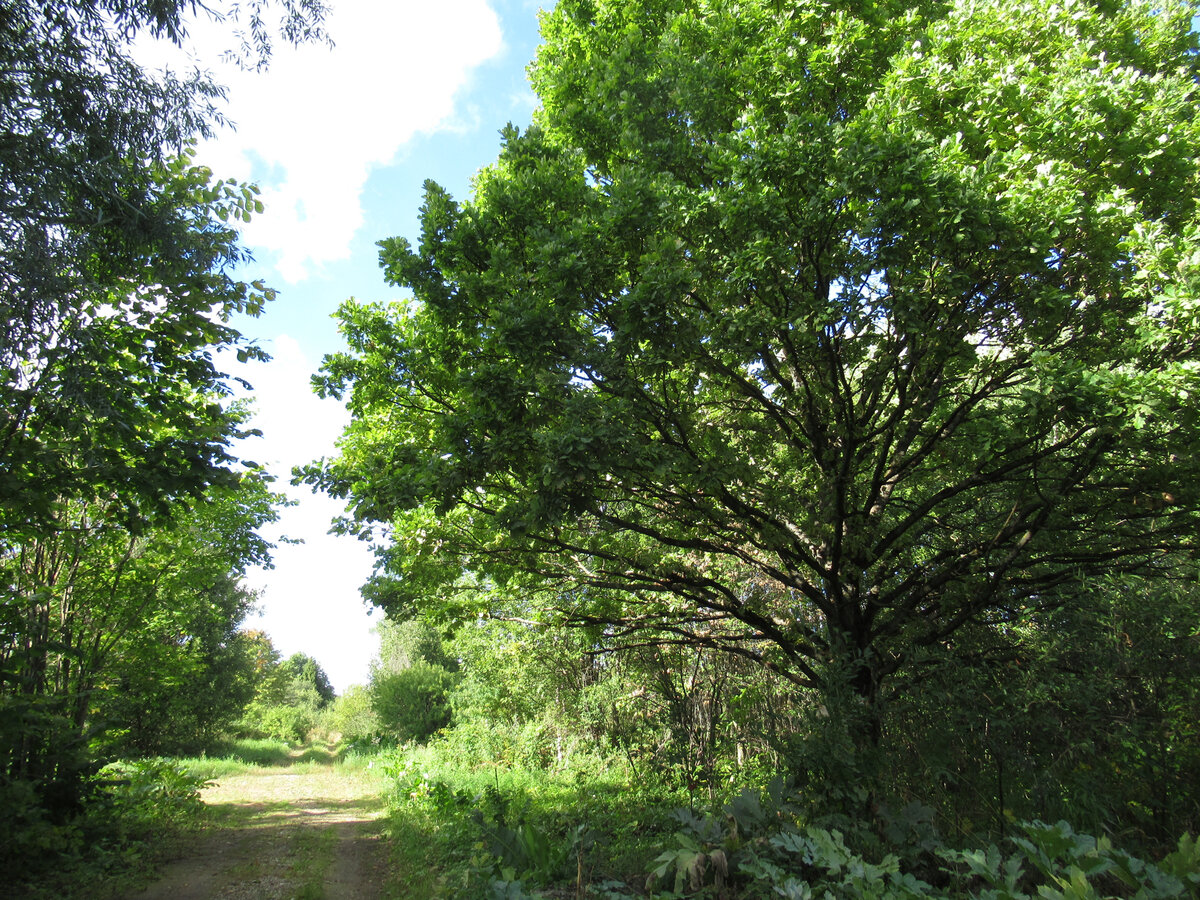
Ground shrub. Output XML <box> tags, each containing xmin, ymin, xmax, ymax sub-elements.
<box><xmin>238</xmin><ymin>700</ymin><xmax>315</xmax><ymax>743</ymax></box>
<box><xmin>372</xmin><ymin>661</ymin><xmax>457</xmax><ymax>744</ymax></box>
<box><xmin>321</xmin><ymin>684</ymin><xmax>379</xmax><ymax>742</ymax></box>
<box><xmin>2</xmin><ymin>759</ymin><xmax>210</xmax><ymax>894</ymax></box>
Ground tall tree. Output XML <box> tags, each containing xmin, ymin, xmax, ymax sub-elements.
<box><xmin>283</xmin><ymin>652</ymin><xmax>336</xmax><ymax>706</ymax></box>
<box><xmin>309</xmin><ymin>0</ymin><xmax>1200</xmax><ymax>745</ymax></box>
<box><xmin>81</xmin><ymin>474</ymin><xmax>281</xmax><ymax>757</ymax></box>
<box><xmin>0</xmin><ymin>468</ymin><xmax>280</xmax><ymax>787</ymax></box>
<box><xmin>0</xmin><ymin>0</ymin><xmax>327</xmax><ymax>809</ymax></box>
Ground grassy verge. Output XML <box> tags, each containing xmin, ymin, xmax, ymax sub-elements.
<box><xmin>376</xmin><ymin>744</ymin><xmax>680</xmax><ymax>899</ymax></box>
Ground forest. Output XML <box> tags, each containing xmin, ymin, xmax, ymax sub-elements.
<box><xmin>2</xmin><ymin>0</ymin><xmax>1200</xmax><ymax>897</ymax></box>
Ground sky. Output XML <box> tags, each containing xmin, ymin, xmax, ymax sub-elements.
<box><xmin>148</xmin><ymin>0</ymin><xmax>549</xmax><ymax>692</ymax></box>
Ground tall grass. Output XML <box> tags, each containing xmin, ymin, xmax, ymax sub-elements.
<box><xmin>377</xmin><ymin>739</ymin><xmax>678</xmax><ymax>898</ymax></box>
<box><xmin>177</xmin><ymin>736</ymin><xmax>382</xmax><ymax>779</ymax></box>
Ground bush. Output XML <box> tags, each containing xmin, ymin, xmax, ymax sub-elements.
<box><xmin>1</xmin><ymin>759</ymin><xmax>210</xmax><ymax>894</ymax></box>
<box><xmin>644</xmin><ymin>788</ymin><xmax>1200</xmax><ymax>900</ymax></box>
<box><xmin>0</xmin><ymin>778</ymin><xmax>62</xmax><ymax>879</ymax></box>
<box><xmin>321</xmin><ymin>684</ymin><xmax>379</xmax><ymax>742</ymax></box>
<box><xmin>238</xmin><ymin>700</ymin><xmax>315</xmax><ymax>743</ymax></box>
<box><xmin>372</xmin><ymin>661</ymin><xmax>457</xmax><ymax>744</ymax></box>
<box><xmin>99</xmin><ymin>758</ymin><xmax>212</xmax><ymax>828</ymax></box>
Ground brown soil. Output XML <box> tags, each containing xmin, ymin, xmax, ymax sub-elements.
<box><xmin>130</xmin><ymin>758</ymin><xmax>390</xmax><ymax>900</ymax></box>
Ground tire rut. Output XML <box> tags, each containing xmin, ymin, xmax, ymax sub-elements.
<box><xmin>131</xmin><ymin>765</ymin><xmax>388</xmax><ymax>900</ymax></box>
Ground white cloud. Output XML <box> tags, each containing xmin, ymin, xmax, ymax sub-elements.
<box><xmin>234</xmin><ymin>334</ymin><xmax>347</xmax><ymax>474</ymax></box>
<box><xmin>149</xmin><ymin>0</ymin><xmax>504</xmax><ymax>282</ymax></box>
<box><xmin>228</xmin><ymin>336</ymin><xmax>379</xmax><ymax>693</ymax></box>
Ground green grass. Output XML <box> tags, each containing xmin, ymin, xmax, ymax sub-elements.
<box><xmin>176</xmin><ymin>736</ymin><xmax>295</xmax><ymax>774</ymax></box>
<box><xmin>377</xmin><ymin>744</ymin><xmax>678</xmax><ymax>898</ymax></box>
<box><xmin>177</xmin><ymin>736</ymin><xmax>368</xmax><ymax>778</ymax></box>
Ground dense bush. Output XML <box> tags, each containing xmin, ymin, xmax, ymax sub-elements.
<box><xmin>233</xmin><ymin>638</ymin><xmax>336</xmax><ymax>743</ymax></box>
<box><xmin>321</xmin><ymin>685</ymin><xmax>380</xmax><ymax>741</ymax></box>
<box><xmin>240</xmin><ymin>699</ymin><xmax>316</xmax><ymax>743</ymax></box>
<box><xmin>1</xmin><ymin>760</ymin><xmax>210</xmax><ymax>895</ymax></box>
<box><xmin>373</xmin><ymin>661</ymin><xmax>458</xmax><ymax>744</ymax></box>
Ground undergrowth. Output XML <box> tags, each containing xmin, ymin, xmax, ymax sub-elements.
<box><xmin>3</xmin><ymin>758</ymin><xmax>212</xmax><ymax>900</ymax></box>
<box><xmin>379</xmin><ymin>743</ymin><xmax>669</xmax><ymax>898</ymax></box>
<box><xmin>377</xmin><ymin>744</ymin><xmax>1200</xmax><ymax>900</ymax></box>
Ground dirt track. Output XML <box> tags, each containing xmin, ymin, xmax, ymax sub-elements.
<box><xmin>132</xmin><ymin>763</ymin><xmax>389</xmax><ymax>900</ymax></box>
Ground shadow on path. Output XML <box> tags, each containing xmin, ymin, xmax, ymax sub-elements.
<box><xmin>131</xmin><ymin>765</ymin><xmax>389</xmax><ymax>900</ymax></box>
<box><xmin>200</xmin><ymin>739</ymin><xmax>349</xmax><ymax>769</ymax></box>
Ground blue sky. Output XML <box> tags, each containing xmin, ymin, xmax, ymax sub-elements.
<box><xmin>148</xmin><ymin>0</ymin><xmax>549</xmax><ymax>691</ymax></box>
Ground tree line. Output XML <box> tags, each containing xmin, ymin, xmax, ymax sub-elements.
<box><xmin>0</xmin><ymin>0</ymin><xmax>330</xmax><ymax>882</ymax></box>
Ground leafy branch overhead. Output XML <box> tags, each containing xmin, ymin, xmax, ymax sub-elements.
<box><xmin>0</xmin><ymin>0</ymin><xmax>328</xmax><ymax>535</ymax></box>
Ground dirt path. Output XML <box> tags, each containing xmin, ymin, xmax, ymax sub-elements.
<box><xmin>132</xmin><ymin>759</ymin><xmax>390</xmax><ymax>900</ymax></box>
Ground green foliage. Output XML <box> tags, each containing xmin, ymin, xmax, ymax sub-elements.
<box><xmin>0</xmin><ymin>777</ymin><xmax>64</xmax><ymax>875</ymax></box>
<box><xmin>938</xmin><ymin>820</ymin><xmax>1200</xmax><ymax>900</ymax></box>
<box><xmin>0</xmin><ymin>473</ymin><xmax>281</xmax><ymax>823</ymax></box>
<box><xmin>233</xmin><ymin>634</ymin><xmax>338</xmax><ymax>743</ymax></box>
<box><xmin>284</xmin><ymin>652</ymin><xmax>337</xmax><ymax>707</ymax></box>
<box><xmin>377</xmin><ymin>719</ymin><xmax>1200</xmax><ymax>899</ymax></box>
<box><xmin>441</xmin><ymin>616</ymin><xmax>612</xmax><ymax>770</ymax></box>
<box><xmin>466</xmin><ymin>780</ymin><xmax>594</xmax><ymax>886</ymax></box>
<box><xmin>0</xmin><ymin>143</ymin><xmax>281</xmax><ymax>540</ymax></box>
<box><xmin>0</xmin><ymin>0</ymin><xmax>331</xmax><ymax>822</ymax></box>
<box><xmin>182</xmin><ymin>736</ymin><xmax>301</xmax><ymax>775</ymax></box>
<box><xmin>362</xmin><ymin>617</ymin><xmax>460</xmax><ymax>745</ymax></box>
<box><xmin>380</xmin><ymin>745</ymin><xmax>650</xmax><ymax>898</ymax></box>
<box><xmin>301</xmin><ymin>0</ymin><xmax>1200</xmax><ymax>867</ymax></box>
<box><xmin>0</xmin><ymin>0</ymin><xmax>334</xmax><ymax>893</ymax></box>
<box><xmin>394</xmin><ymin>763</ymin><xmax>599</xmax><ymax>890</ymax></box>
<box><xmin>374</xmin><ymin>741</ymin><xmax>1192</xmax><ymax>899</ymax></box>
<box><xmin>373</xmin><ymin>661</ymin><xmax>458</xmax><ymax>744</ymax></box>
<box><xmin>322</xmin><ymin>685</ymin><xmax>380</xmax><ymax>742</ymax></box>
<box><xmin>645</xmin><ymin>793</ymin><xmax>1200</xmax><ymax>900</ymax></box>
<box><xmin>84</xmin><ymin>479</ymin><xmax>284</xmax><ymax>758</ymax></box>
<box><xmin>244</xmin><ymin>701</ymin><xmax>317</xmax><ymax>743</ymax></box>
<box><xmin>1</xmin><ymin>758</ymin><xmax>210</xmax><ymax>894</ymax></box>
<box><xmin>310</xmin><ymin>0</ymin><xmax>1200</xmax><ymax>788</ymax></box>
<box><xmin>375</xmin><ymin>618</ymin><xmax>455</xmax><ymax>675</ymax></box>
<box><xmin>95</xmin><ymin>583</ymin><xmax>259</xmax><ymax>757</ymax></box>
<box><xmin>0</xmin><ymin>1</ymin><xmax>328</xmax><ymax>519</ymax></box>
<box><xmin>99</xmin><ymin>758</ymin><xmax>213</xmax><ymax>827</ymax></box>
<box><xmin>876</xmin><ymin>576</ymin><xmax>1200</xmax><ymax>846</ymax></box>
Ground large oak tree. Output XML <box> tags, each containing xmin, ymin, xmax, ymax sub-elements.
<box><xmin>310</xmin><ymin>0</ymin><xmax>1200</xmax><ymax>738</ymax></box>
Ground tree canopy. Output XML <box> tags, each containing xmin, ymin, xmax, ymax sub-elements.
<box><xmin>0</xmin><ymin>0</ymin><xmax>328</xmax><ymax>536</ymax></box>
<box><xmin>309</xmin><ymin>0</ymin><xmax>1200</xmax><ymax>726</ymax></box>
